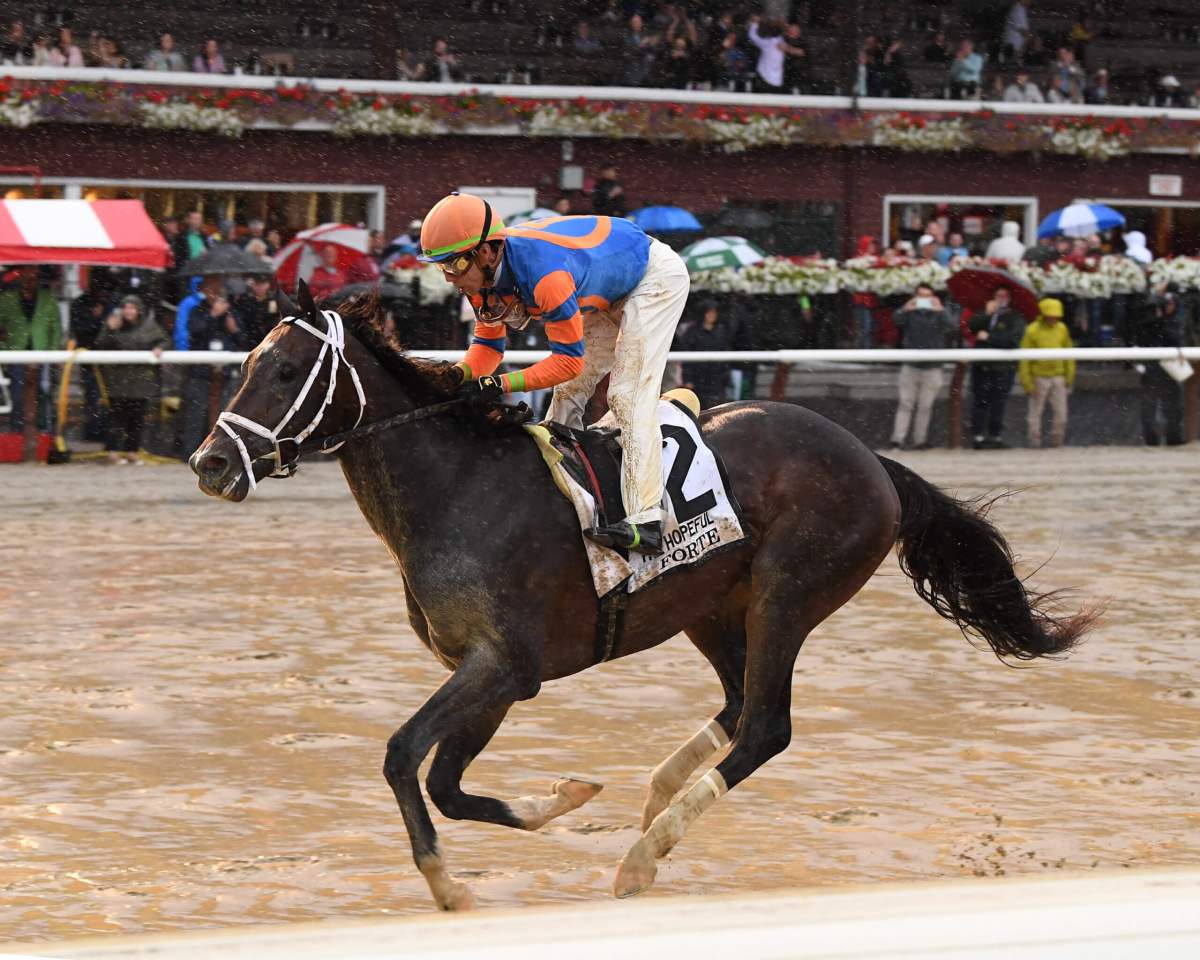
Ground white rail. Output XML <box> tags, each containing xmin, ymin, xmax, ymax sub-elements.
<box><xmin>1</xmin><ymin>348</ymin><xmax>1197</xmax><ymax>366</ymax></box>
<box><xmin>5</xmin><ymin>65</ymin><xmax>1200</xmax><ymax>121</ymax></box>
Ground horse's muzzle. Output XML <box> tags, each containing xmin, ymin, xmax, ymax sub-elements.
<box><xmin>189</xmin><ymin>435</ymin><xmax>250</xmax><ymax>502</ymax></box>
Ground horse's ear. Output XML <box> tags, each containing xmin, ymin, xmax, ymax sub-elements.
<box><xmin>276</xmin><ymin>285</ymin><xmax>299</xmax><ymax>318</ymax></box>
<box><xmin>297</xmin><ymin>278</ymin><xmax>317</xmax><ymax>317</ymax></box>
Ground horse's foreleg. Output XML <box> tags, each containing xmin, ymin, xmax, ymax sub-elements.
<box><xmin>426</xmin><ymin>705</ymin><xmax>603</xmax><ymax>832</ymax></box>
<box><xmin>640</xmin><ymin>617</ymin><xmax>745</xmax><ymax>830</ymax></box>
<box><xmin>383</xmin><ymin>655</ymin><xmax>531</xmax><ymax>912</ymax></box>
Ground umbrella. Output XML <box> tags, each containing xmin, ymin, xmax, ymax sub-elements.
<box><xmin>335</xmin><ymin>281</ymin><xmax>414</xmax><ymax>301</ymax></box>
<box><xmin>1037</xmin><ymin>203</ymin><xmax>1125</xmax><ymax>239</ymax></box>
<box><xmin>506</xmin><ymin>207</ymin><xmax>559</xmax><ymax>226</ymax></box>
<box><xmin>273</xmin><ymin>222</ymin><xmax>372</xmax><ymax>290</ymax></box>
<box><xmin>680</xmin><ymin>236</ymin><xmax>766</xmax><ymax>273</ymax></box>
<box><xmin>946</xmin><ymin>264</ymin><xmax>1039</xmax><ymax>320</ymax></box>
<box><xmin>711</xmin><ymin>206</ymin><xmax>774</xmax><ymax>231</ymax></box>
<box><xmin>179</xmin><ymin>243</ymin><xmax>273</xmax><ymax>276</ymax></box>
<box><xmin>629</xmin><ymin>205</ymin><xmax>703</xmax><ymax>233</ymax></box>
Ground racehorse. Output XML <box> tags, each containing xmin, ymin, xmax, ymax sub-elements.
<box><xmin>190</xmin><ymin>283</ymin><xmax>1096</xmax><ymax>911</ymax></box>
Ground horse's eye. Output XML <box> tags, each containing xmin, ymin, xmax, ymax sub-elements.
<box><xmin>278</xmin><ymin>363</ymin><xmax>298</xmax><ymax>383</ymax></box>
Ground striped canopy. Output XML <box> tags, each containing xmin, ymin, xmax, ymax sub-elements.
<box><xmin>681</xmin><ymin>236</ymin><xmax>766</xmax><ymax>273</ymax></box>
<box><xmin>0</xmin><ymin>199</ymin><xmax>168</xmax><ymax>270</ymax></box>
<box><xmin>273</xmin><ymin>223</ymin><xmax>372</xmax><ymax>289</ymax></box>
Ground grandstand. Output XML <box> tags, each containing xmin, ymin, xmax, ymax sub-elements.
<box><xmin>4</xmin><ymin>1</ymin><xmax>1200</xmax><ymax>99</ymax></box>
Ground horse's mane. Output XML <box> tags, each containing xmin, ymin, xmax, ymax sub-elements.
<box><xmin>331</xmin><ymin>292</ymin><xmax>456</xmax><ymax>405</ymax></box>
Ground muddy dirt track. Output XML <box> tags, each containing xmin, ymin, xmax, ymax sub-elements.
<box><xmin>1</xmin><ymin>447</ymin><xmax>1198</xmax><ymax>942</ymax></box>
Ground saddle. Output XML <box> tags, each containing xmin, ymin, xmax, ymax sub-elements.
<box><xmin>542</xmin><ymin>420</ymin><xmax>628</xmax><ymax>530</ymax></box>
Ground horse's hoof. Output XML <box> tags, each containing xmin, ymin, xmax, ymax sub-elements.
<box><xmin>438</xmin><ymin>881</ymin><xmax>475</xmax><ymax>912</ymax></box>
<box><xmin>554</xmin><ymin>777</ymin><xmax>603</xmax><ymax>810</ymax></box>
<box><xmin>613</xmin><ymin>841</ymin><xmax>657</xmax><ymax>899</ymax></box>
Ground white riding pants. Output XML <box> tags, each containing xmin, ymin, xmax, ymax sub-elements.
<box><xmin>545</xmin><ymin>239</ymin><xmax>690</xmax><ymax>525</ymax></box>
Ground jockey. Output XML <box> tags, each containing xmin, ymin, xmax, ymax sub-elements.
<box><xmin>417</xmin><ymin>192</ymin><xmax>691</xmax><ymax>555</ymax></box>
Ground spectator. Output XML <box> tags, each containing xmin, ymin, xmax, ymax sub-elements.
<box><xmin>1002</xmin><ymin>0</ymin><xmax>1032</xmax><ymax>63</ymax></box>
<box><xmin>68</xmin><ymin>276</ymin><xmax>117</xmax><ymax>442</ymax></box>
<box><xmin>193</xmin><ymin>38</ymin><xmax>226</xmax><ymax>74</ymax></box>
<box><xmin>949</xmin><ymin>39</ymin><xmax>983</xmax><ymax>99</ymax></box>
<box><xmin>746</xmin><ymin>16</ymin><xmax>788</xmax><ymax>94</ymax></box>
<box><xmin>854</xmin><ymin>35</ymin><xmax>885</xmax><ymax>96</ymax></box>
<box><xmin>851</xmin><ymin>235</ymin><xmax>879</xmax><ymax>348</ymax></box>
<box><xmin>266</xmin><ymin>228</ymin><xmax>283</xmax><ymax>257</ymax></box>
<box><xmin>623</xmin><ymin>14</ymin><xmax>657</xmax><ymax>87</ymax></box>
<box><xmin>1022</xmin><ymin>233</ymin><xmax>1058</xmax><ymax>266</ymax></box>
<box><xmin>937</xmin><ymin>231</ymin><xmax>969</xmax><ymax>266</ymax></box>
<box><xmin>1003</xmin><ymin>67</ymin><xmax>1044</xmax><ymax>102</ymax></box>
<box><xmin>232</xmin><ymin>275</ymin><xmax>279</xmax><ymax>350</ymax></box>
<box><xmin>30</xmin><ymin>33</ymin><xmax>53</xmax><ymax>66</ymax></box>
<box><xmin>922</xmin><ymin>30</ymin><xmax>952</xmax><ymax>64</ymax></box>
<box><xmin>574</xmin><ymin>22</ymin><xmax>602</xmax><ymax>54</ymax></box>
<box><xmin>0</xmin><ymin>266</ymin><xmax>62</xmax><ymax>432</ymax></box>
<box><xmin>916</xmin><ymin>233</ymin><xmax>938</xmax><ymax>261</ymax></box>
<box><xmin>968</xmin><ymin>285</ymin><xmax>1025</xmax><ymax>449</ymax></box>
<box><xmin>94</xmin><ymin>296</ymin><xmax>167</xmax><ymax>464</ymax></box>
<box><xmin>879</xmin><ymin>39</ymin><xmax>912</xmax><ymax>97</ymax></box>
<box><xmin>1153</xmin><ymin>74</ymin><xmax>1186</xmax><ymax>108</ymax></box>
<box><xmin>1</xmin><ymin>20</ymin><xmax>32</xmax><ymax>64</ymax></box>
<box><xmin>679</xmin><ymin>301</ymin><xmax>733</xmax><ymax>409</ymax></box>
<box><xmin>424</xmin><ymin>38</ymin><xmax>461</xmax><ymax>83</ymax></box>
<box><xmin>553</xmin><ymin>195</ymin><xmax>573</xmax><ymax>215</ymax></box>
<box><xmin>50</xmin><ymin>27</ymin><xmax>83</xmax><ymax>67</ymax></box>
<box><xmin>1134</xmin><ymin>289</ymin><xmax>1186</xmax><ymax>446</ymax></box>
<box><xmin>367</xmin><ymin>229</ymin><xmax>386</xmax><ymax>264</ymax></box>
<box><xmin>1047</xmin><ymin>47</ymin><xmax>1083</xmax><ymax>103</ymax></box>
<box><xmin>717</xmin><ymin>30</ymin><xmax>751</xmax><ymax>89</ymax></box>
<box><xmin>1084</xmin><ymin>68</ymin><xmax>1110</xmax><ymax>105</ymax></box>
<box><xmin>1124</xmin><ymin>230</ymin><xmax>1153</xmax><ymax>265</ymax></box>
<box><xmin>239</xmin><ymin>218</ymin><xmax>273</xmax><ymax>255</ymax></box>
<box><xmin>664</xmin><ymin>4</ymin><xmax>699</xmax><ymax>48</ymax></box>
<box><xmin>180</xmin><ymin>277</ymin><xmax>237</xmax><ymax>455</ymax></box>
<box><xmin>396</xmin><ymin>47</ymin><xmax>426</xmax><ymax>81</ymax></box>
<box><xmin>308</xmin><ymin>245</ymin><xmax>347</xmax><ymax>302</ymax></box>
<box><xmin>145</xmin><ymin>32</ymin><xmax>186</xmax><ymax>71</ymax></box>
<box><xmin>663</xmin><ymin>36</ymin><xmax>692</xmax><ymax>88</ymax></box>
<box><xmin>1019</xmin><ymin>297</ymin><xmax>1074</xmax><ymax>448</ymax></box>
<box><xmin>699</xmin><ymin>10</ymin><xmax>738</xmax><ymax>87</ymax></box>
<box><xmin>889</xmin><ymin>283</ymin><xmax>958</xmax><ymax>451</ymax></box>
<box><xmin>782</xmin><ymin>23</ymin><xmax>810</xmax><ymax>93</ymax></box>
<box><xmin>592</xmin><ymin>163</ymin><xmax>626</xmax><ymax>217</ymax></box>
<box><xmin>1069</xmin><ymin>13</ymin><xmax>1096</xmax><ymax>61</ymax></box>
<box><xmin>96</xmin><ymin>36</ymin><xmax>128</xmax><ymax>69</ymax></box>
<box><xmin>985</xmin><ymin>220</ymin><xmax>1026</xmax><ymax>264</ymax></box>
<box><xmin>1023</xmin><ymin>34</ymin><xmax>1050</xmax><ymax>68</ymax></box>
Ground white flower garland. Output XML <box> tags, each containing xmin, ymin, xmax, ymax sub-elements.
<box><xmin>331</xmin><ymin>104</ymin><xmax>441</xmax><ymax>138</ymax></box>
<box><xmin>0</xmin><ymin>94</ymin><xmax>39</xmax><ymax>128</ymax></box>
<box><xmin>138</xmin><ymin>101</ymin><xmax>244</xmax><ymax>138</ymax></box>
<box><xmin>527</xmin><ymin>105</ymin><xmax>629</xmax><ymax>138</ymax></box>
<box><xmin>1043</xmin><ymin>125</ymin><xmax>1131</xmax><ymax>161</ymax></box>
<box><xmin>706</xmin><ymin>115</ymin><xmax>795</xmax><ymax>154</ymax></box>
<box><xmin>1148</xmin><ymin>256</ymin><xmax>1200</xmax><ymax>291</ymax></box>
<box><xmin>872</xmin><ymin>117</ymin><xmax>971</xmax><ymax>152</ymax></box>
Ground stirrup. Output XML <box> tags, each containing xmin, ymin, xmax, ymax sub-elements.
<box><xmin>585</xmin><ymin>520</ymin><xmax>663</xmax><ymax>556</ymax></box>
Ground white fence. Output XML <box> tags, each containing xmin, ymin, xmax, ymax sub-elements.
<box><xmin>3</xmin><ymin>347</ymin><xmax>1199</xmax><ymax>366</ymax></box>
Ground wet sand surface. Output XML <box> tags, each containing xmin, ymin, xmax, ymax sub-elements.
<box><xmin>2</xmin><ymin>448</ymin><xmax>1198</xmax><ymax>942</ymax></box>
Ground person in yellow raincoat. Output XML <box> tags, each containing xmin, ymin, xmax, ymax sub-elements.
<box><xmin>1018</xmin><ymin>298</ymin><xmax>1075</xmax><ymax>447</ymax></box>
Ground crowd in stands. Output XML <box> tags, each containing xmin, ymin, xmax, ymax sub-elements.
<box><xmin>2</xmin><ymin>2</ymin><xmax>1200</xmax><ymax>105</ymax></box>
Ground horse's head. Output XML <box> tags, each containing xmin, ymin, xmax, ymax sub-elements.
<box><xmin>189</xmin><ymin>280</ymin><xmax>370</xmax><ymax>501</ymax></box>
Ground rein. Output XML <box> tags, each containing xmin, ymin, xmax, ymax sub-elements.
<box><xmin>295</xmin><ymin>398</ymin><xmax>465</xmax><ymax>457</ymax></box>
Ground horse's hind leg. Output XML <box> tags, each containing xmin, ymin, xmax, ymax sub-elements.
<box><xmin>615</xmin><ymin>508</ymin><xmax>892</xmax><ymax>898</ymax></box>
<box><xmin>426</xmin><ymin>704</ymin><xmax>602</xmax><ymax>832</ymax></box>
<box><xmin>639</xmin><ymin>609</ymin><xmax>746</xmax><ymax>831</ymax></box>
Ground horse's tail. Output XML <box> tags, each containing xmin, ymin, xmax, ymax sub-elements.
<box><xmin>877</xmin><ymin>455</ymin><xmax>1097</xmax><ymax>661</ymax></box>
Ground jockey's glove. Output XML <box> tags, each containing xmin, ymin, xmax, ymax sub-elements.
<box><xmin>459</xmin><ymin>374</ymin><xmax>505</xmax><ymax>407</ymax></box>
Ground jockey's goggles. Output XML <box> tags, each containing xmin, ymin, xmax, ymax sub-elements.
<box><xmin>434</xmin><ymin>253</ymin><xmax>475</xmax><ymax>276</ymax></box>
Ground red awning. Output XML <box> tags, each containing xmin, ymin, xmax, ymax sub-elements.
<box><xmin>0</xmin><ymin>199</ymin><xmax>169</xmax><ymax>271</ymax></box>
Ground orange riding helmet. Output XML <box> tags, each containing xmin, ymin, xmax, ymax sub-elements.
<box><xmin>416</xmin><ymin>192</ymin><xmax>506</xmax><ymax>271</ymax></box>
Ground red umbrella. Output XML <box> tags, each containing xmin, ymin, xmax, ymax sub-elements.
<box><xmin>946</xmin><ymin>264</ymin><xmax>1038</xmax><ymax>320</ymax></box>
<box><xmin>272</xmin><ymin>222</ymin><xmax>372</xmax><ymax>290</ymax></box>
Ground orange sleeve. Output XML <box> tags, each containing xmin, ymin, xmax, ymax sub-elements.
<box><xmin>500</xmin><ymin>270</ymin><xmax>586</xmax><ymax>392</ymax></box>
<box><xmin>458</xmin><ymin>319</ymin><xmax>506</xmax><ymax>379</ymax></box>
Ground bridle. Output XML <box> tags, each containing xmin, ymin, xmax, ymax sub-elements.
<box><xmin>216</xmin><ymin>308</ymin><xmax>365</xmax><ymax>497</ymax></box>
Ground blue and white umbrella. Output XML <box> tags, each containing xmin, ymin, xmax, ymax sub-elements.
<box><xmin>1037</xmin><ymin>203</ymin><xmax>1125</xmax><ymax>239</ymax></box>
<box><xmin>630</xmin><ymin>205</ymin><xmax>703</xmax><ymax>233</ymax></box>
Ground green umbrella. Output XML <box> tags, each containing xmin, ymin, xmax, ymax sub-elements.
<box><xmin>681</xmin><ymin>236</ymin><xmax>766</xmax><ymax>274</ymax></box>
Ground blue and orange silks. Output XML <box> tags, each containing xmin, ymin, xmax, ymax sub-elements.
<box><xmin>459</xmin><ymin>216</ymin><xmax>651</xmax><ymax>392</ymax></box>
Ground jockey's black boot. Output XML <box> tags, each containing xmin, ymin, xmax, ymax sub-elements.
<box><xmin>585</xmin><ymin>519</ymin><xmax>663</xmax><ymax>556</ymax></box>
